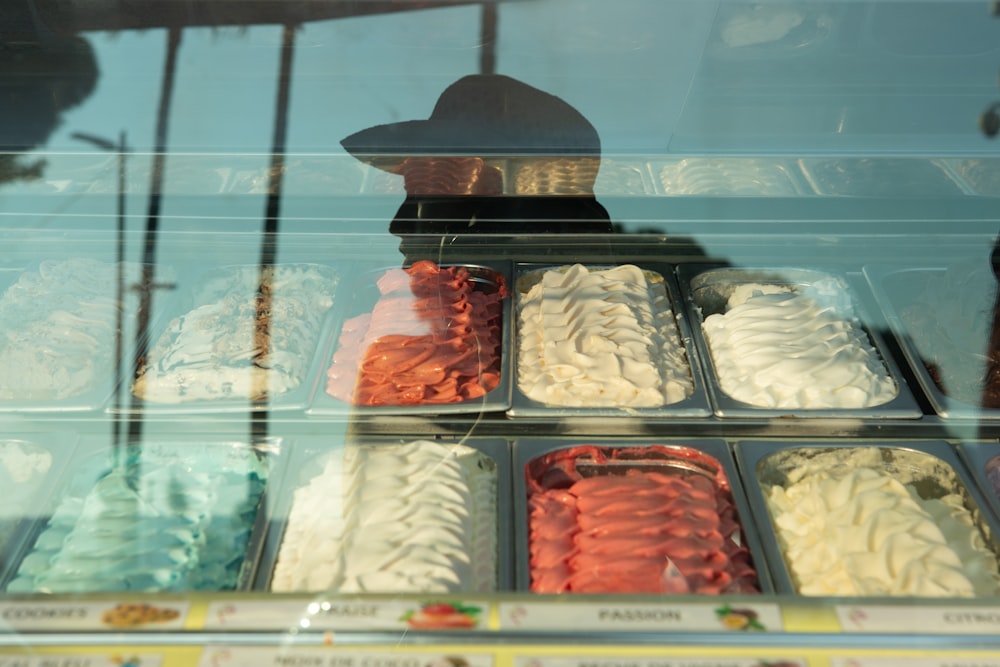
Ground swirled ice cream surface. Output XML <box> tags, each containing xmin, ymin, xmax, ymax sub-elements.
<box><xmin>517</xmin><ymin>264</ymin><xmax>693</xmax><ymax>407</ymax></box>
<box><xmin>764</xmin><ymin>447</ymin><xmax>1000</xmax><ymax>597</ymax></box>
<box><xmin>701</xmin><ymin>280</ymin><xmax>897</xmax><ymax>408</ymax></box>
<box><xmin>0</xmin><ymin>259</ymin><xmax>158</xmax><ymax>401</ymax></box>
<box><xmin>133</xmin><ymin>265</ymin><xmax>337</xmax><ymax>403</ymax></box>
<box><xmin>527</xmin><ymin>445</ymin><xmax>759</xmax><ymax>594</ymax></box>
<box><xmin>270</xmin><ymin>440</ymin><xmax>496</xmax><ymax>593</ymax></box>
<box><xmin>5</xmin><ymin>443</ymin><xmax>269</xmax><ymax>593</ymax></box>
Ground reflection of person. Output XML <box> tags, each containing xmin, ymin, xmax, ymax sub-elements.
<box><xmin>341</xmin><ymin>74</ymin><xmax>613</xmax><ymax>261</ymax></box>
<box><xmin>0</xmin><ymin>1</ymin><xmax>99</xmax><ymax>184</ymax></box>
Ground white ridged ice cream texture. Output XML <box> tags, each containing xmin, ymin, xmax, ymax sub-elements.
<box><xmin>133</xmin><ymin>265</ymin><xmax>337</xmax><ymax>403</ymax></box>
<box><xmin>270</xmin><ymin>440</ymin><xmax>497</xmax><ymax>593</ymax></box>
<box><xmin>516</xmin><ymin>264</ymin><xmax>693</xmax><ymax>407</ymax></box>
<box><xmin>702</xmin><ymin>281</ymin><xmax>897</xmax><ymax>409</ymax></box>
<box><xmin>0</xmin><ymin>259</ymin><xmax>156</xmax><ymax>401</ymax></box>
<box><xmin>765</xmin><ymin>448</ymin><xmax>1000</xmax><ymax>597</ymax></box>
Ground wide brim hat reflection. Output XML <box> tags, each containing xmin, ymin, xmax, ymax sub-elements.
<box><xmin>340</xmin><ymin>74</ymin><xmax>603</xmax><ymax>177</ymax></box>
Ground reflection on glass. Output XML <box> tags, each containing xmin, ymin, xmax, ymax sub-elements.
<box><xmin>0</xmin><ymin>3</ymin><xmax>98</xmax><ymax>185</ymax></box>
<box><xmin>341</xmin><ymin>74</ymin><xmax>614</xmax><ymax>261</ymax></box>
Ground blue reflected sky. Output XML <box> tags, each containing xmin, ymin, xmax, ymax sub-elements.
<box><xmin>1</xmin><ymin>0</ymin><xmax>999</xmax><ymax>237</ymax></box>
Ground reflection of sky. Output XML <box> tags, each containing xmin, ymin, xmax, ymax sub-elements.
<box><xmin>2</xmin><ymin>0</ymin><xmax>1000</xmax><ymax>237</ymax></box>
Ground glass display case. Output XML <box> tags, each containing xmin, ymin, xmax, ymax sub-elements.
<box><xmin>2</xmin><ymin>1</ymin><xmax>1000</xmax><ymax>665</ymax></box>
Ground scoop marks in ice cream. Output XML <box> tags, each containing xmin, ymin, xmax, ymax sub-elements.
<box><xmin>0</xmin><ymin>259</ymin><xmax>151</xmax><ymax>401</ymax></box>
<box><xmin>701</xmin><ymin>281</ymin><xmax>897</xmax><ymax>409</ymax></box>
<box><xmin>764</xmin><ymin>447</ymin><xmax>1000</xmax><ymax>597</ymax></box>
<box><xmin>5</xmin><ymin>444</ymin><xmax>269</xmax><ymax>593</ymax></box>
<box><xmin>516</xmin><ymin>264</ymin><xmax>693</xmax><ymax>407</ymax></box>
<box><xmin>526</xmin><ymin>445</ymin><xmax>759</xmax><ymax>594</ymax></box>
<box><xmin>133</xmin><ymin>265</ymin><xmax>337</xmax><ymax>403</ymax></box>
<box><xmin>326</xmin><ymin>261</ymin><xmax>504</xmax><ymax>406</ymax></box>
<box><xmin>270</xmin><ymin>440</ymin><xmax>496</xmax><ymax>593</ymax></box>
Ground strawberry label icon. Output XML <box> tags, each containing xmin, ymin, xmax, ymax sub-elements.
<box><xmin>401</xmin><ymin>602</ymin><xmax>482</xmax><ymax>629</ymax></box>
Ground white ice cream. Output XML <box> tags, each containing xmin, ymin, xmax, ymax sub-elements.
<box><xmin>133</xmin><ymin>265</ymin><xmax>336</xmax><ymax>403</ymax></box>
<box><xmin>702</xmin><ymin>281</ymin><xmax>897</xmax><ymax>409</ymax></box>
<box><xmin>0</xmin><ymin>259</ymin><xmax>151</xmax><ymax>401</ymax></box>
<box><xmin>516</xmin><ymin>264</ymin><xmax>693</xmax><ymax>408</ymax></box>
<box><xmin>270</xmin><ymin>440</ymin><xmax>496</xmax><ymax>593</ymax></box>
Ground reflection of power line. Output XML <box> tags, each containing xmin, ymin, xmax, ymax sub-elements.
<box><xmin>127</xmin><ymin>27</ymin><xmax>182</xmax><ymax>454</ymax></box>
<box><xmin>252</xmin><ymin>23</ymin><xmax>297</xmax><ymax>444</ymax></box>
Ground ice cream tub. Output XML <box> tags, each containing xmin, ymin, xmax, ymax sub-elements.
<box><xmin>863</xmin><ymin>263</ymin><xmax>1000</xmax><ymax>420</ymax></box>
<box><xmin>513</xmin><ymin>439</ymin><xmax>772</xmax><ymax>595</ymax></box>
<box><xmin>509</xmin><ymin>263</ymin><xmax>711</xmax><ymax>419</ymax></box>
<box><xmin>0</xmin><ymin>259</ymin><xmax>176</xmax><ymax>413</ymax></box>
<box><xmin>798</xmin><ymin>158</ymin><xmax>968</xmax><ymax>197</ymax></box>
<box><xmin>650</xmin><ymin>157</ymin><xmax>810</xmax><ymax>197</ymax></box>
<box><xmin>0</xmin><ymin>434</ymin><xmax>76</xmax><ymax>580</ymax></box>
<box><xmin>253</xmin><ymin>437</ymin><xmax>510</xmax><ymax>593</ymax></box>
<box><xmin>309</xmin><ymin>261</ymin><xmax>512</xmax><ymax>416</ymax></box>
<box><xmin>680</xmin><ymin>265</ymin><xmax>921</xmax><ymax>419</ymax></box>
<box><xmin>956</xmin><ymin>442</ymin><xmax>1000</xmax><ymax>525</ymax></box>
<box><xmin>0</xmin><ymin>438</ymin><xmax>278</xmax><ymax>594</ymax></box>
<box><xmin>126</xmin><ymin>263</ymin><xmax>339</xmax><ymax>413</ymax></box>
<box><xmin>735</xmin><ymin>440</ymin><xmax>1000</xmax><ymax>597</ymax></box>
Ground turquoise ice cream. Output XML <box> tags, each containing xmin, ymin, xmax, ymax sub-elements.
<box><xmin>5</xmin><ymin>443</ymin><xmax>269</xmax><ymax>593</ymax></box>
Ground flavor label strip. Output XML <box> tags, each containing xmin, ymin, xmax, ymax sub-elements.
<box><xmin>204</xmin><ymin>600</ymin><xmax>489</xmax><ymax>631</ymax></box>
<box><xmin>831</xmin><ymin>660</ymin><xmax>1000</xmax><ymax>667</ymax></box>
<box><xmin>0</xmin><ymin>655</ymin><xmax>161</xmax><ymax>667</ymax></box>
<box><xmin>513</xmin><ymin>659</ymin><xmax>806</xmax><ymax>667</ymax></box>
<box><xmin>498</xmin><ymin>602</ymin><xmax>782</xmax><ymax>632</ymax></box>
<box><xmin>835</xmin><ymin>604</ymin><xmax>1000</xmax><ymax>634</ymax></box>
<box><xmin>0</xmin><ymin>602</ymin><xmax>188</xmax><ymax>631</ymax></box>
<box><xmin>198</xmin><ymin>648</ymin><xmax>494</xmax><ymax>667</ymax></box>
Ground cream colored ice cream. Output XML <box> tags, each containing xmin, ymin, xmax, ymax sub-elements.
<box><xmin>764</xmin><ymin>447</ymin><xmax>1000</xmax><ymax>597</ymax></box>
<box><xmin>517</xmin><ymin>264</ymin><xmax>693</xmax><ymax>407</ymax></box>
<box><xmin>270</xmin><ymin>440</ymin><xmax>496</xmax><ymax>593</ymax></box>
<box><xmin>133</xmin><ymin>265</ymin><xmax>337</xmax><ymax>403</ymax></box>
<box><xmin>701</xmin><ymin>281</ymin><xmax>897</xmax><ymax>409</ymax></box>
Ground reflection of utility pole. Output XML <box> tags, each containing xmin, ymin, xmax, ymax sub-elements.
<box><xmin>70</xmin><ymin>130</ymin><xmax>128</xmax><ymax>453</ymax></box>
<box><xmin>252</xmin><ymin>23</ymin><xmax>297</xmax><ymax>444</ymax></box>
<box><xmin>480</xmin><ymin>2</ymin><xmax>497</xmax><ymax>75</ymax></box>
<box><xmin>982</xmin><ymin>2</ymin><xmax>1000</xmax><ymax>137</ymax></box>
<box><xmin>125</xmin><ymin>26</ymin><xmax>182</xmax><ymax>485</ymax></box>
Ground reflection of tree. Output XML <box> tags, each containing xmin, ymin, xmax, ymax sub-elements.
<box><xmin>0</xmin><ymin>33</ymin><xmax>99</xmax><ymax>184</ymax></box>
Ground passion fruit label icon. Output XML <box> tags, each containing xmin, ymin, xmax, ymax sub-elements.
<box><xmin>715</xmin><ymin>604</ymin><xmax>766</xmax><ymax>631</ymax></box>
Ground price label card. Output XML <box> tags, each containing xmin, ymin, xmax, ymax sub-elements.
<box><xmin>498</xmin><ymin>602</ymin><xmax>782</xmax><ymax>633</ymax></box>
<box><xmin>512</xmin><ymin>658</ymin><xmax>807</xmax><ymax>667</ymax></box>
<box><xmin>204</xmin><ymin>599</ymin><xmax>488</xmax><ymax>631</ymax></box>
<box><xmin>0</xmin><ymin>601</ymin><xmax>187</xmax><ymax>631</ymax></box>
<box><xmin>835</xmin><ymin>604</ymin><xmax>1000</xmax><ymax>634</ymax></box>
<box><xmin>199</xmin><ymin>648</ymin><xmax>494</xmax><ymax>667</ymax></box>
<box><xmin>0</xmin><ymin>654</ymin><xmax>162</xmax><ymax>667</ymax></box>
